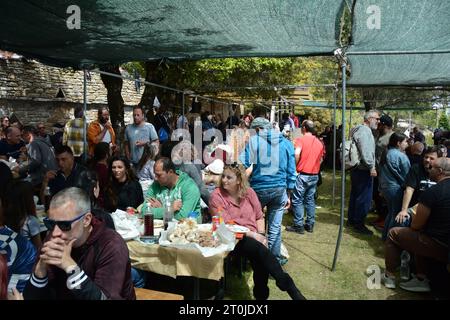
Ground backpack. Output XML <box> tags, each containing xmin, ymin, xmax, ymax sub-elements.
<box><xmin>158</xmin><ymin>127</ymin><xmax>169</xmax><ymax>143</ymax></box>
<box><xmin>340</xmin><ymin>127</ymin><xmax>361</xmax><ymax>170</ymax></box>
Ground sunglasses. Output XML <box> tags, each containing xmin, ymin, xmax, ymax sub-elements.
<box><xmin>43</xmin><ymin>212</ymin><xmax>88</xmax><ymax>231</ymax></box>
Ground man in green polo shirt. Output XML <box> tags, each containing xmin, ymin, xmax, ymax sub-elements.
<box><xmin>142</xmin><ymin>157</ymin><xmax>201</xmax><ymax>222</ymax></box>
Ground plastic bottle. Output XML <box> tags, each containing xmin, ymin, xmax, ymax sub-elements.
<box><xmin>163</xmin><ymin>194</ymin><xmax>173</xmax><ymax>230</ymax></box>
<box><xmin>44</xmin><ymin>186</ymin><xmax>51</xmax><ymax>212</ymax></box>
<box><xmin>400</xmin><ymin>251</ymin><xmax>411</xmax><ymax>281</ymax></box>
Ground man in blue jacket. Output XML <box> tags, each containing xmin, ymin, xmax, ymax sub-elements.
<box><xmin>240</xmin><ymin>117</ymin><xmax>296</xmax><ymax>265</ymax></box>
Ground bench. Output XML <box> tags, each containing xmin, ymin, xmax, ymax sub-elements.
<box><xmin>135</xmin><ymin>287</ymin><xmax>184</xmax><ymax>300</ymax></box>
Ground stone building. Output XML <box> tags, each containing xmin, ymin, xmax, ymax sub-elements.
<box><xmin>0</xmin><ymin>52</ymin><xmax>143</xmax><ymax>130</ymax></box>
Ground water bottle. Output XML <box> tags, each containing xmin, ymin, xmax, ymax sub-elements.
<box><xmin>400</xmin><ymin>251</ymin><xmax>411</xmax><ymax>281</ymax></box>
<box><xmin>163</xmin><ymin>194</ymin><xmax>173</xmax><ymax>230</ymax></box>
<box><xmin>44</xmin><ymin>186</ymin><xmax>51</xmax><ymax>212</ymax></box>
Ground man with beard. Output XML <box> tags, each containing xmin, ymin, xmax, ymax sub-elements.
<box><xmin>87</xmin><ymin>107</ymin><xmax>116</xmax><ymax>157</ymax></box>
<box><xmin>347</xmin><ymin>110</ymin><xmax>380</xmax><ymax>235</ymax></box>
<box><xmin>394</xmin><ymin>146</ymin><xmax>443</xmax><ymax>224</ymax></box>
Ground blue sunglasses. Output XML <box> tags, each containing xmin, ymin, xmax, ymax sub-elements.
<box><xmin>43</xmin><ymin>212</ymin><xmax>88</xmax><ymax>231</ymax></box>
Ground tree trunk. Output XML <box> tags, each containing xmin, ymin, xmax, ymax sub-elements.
<box><xmin>140</xmin><ymin>60</ymin><xmax>182</xmax><ymax>122</ymax></box>
<box><xmin>100</xmin><ymin>64</ymin><xmax>125</xmax><ymax>149</ymax></box>
<box><xmin>361</xmin><ymin>88</ymin><xmax>378</xmax><ymax>112</ymax></box>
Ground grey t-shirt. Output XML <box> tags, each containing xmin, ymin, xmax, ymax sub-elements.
<box><xmin>125</xmin><ymin>122</ymin><xmax>158</xmax><ymax>164</ymax></box>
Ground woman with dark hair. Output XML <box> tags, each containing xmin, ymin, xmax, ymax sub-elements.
<box><xmin>0</xmin><ymin>197</ymin><xmax>37</xmax><ymax>294</ymax></box>
<box><xmin>89</xmin><ymin>141</ymin><xmax>110</xmax><ymax>207</ymax></box>
<box><xmin>379</xmin><ymin>132</ymin><xmax>411</xmax><ymax>240</ymax></box>
<box><xmin>104</xmin><ymin>156</ymin><xmax>144</xmax><ymax>211</ymax></box>
<box><xmin>74</xmin><ymin>170</ymin><xmax>115</xmax><ymax>229</ymax></box>
<box><xmin>1</xmin><ymin>180</ymin><xmax>42</xmax><ymax>249</ymax></box>
<box><xmin>209</xmin><ymin>164</ymin><xmax>305</xmax><ymax>300</ymax></box>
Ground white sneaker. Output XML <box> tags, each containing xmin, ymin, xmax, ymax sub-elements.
<box><xmin>381</xmin><ymin>273</ymin><xmax>396</xmax><ymax>289</ymax></box>
<box><xmin>399</xmin><ymin>275</ymin><xmax>431</xmax><ymax>293</ymax></box>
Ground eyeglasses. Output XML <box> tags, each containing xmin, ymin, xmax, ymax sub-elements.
<box><xmin>43</xmin><ymin>212</ymin><xmax>88</xmax><ymax>231</ymax></box>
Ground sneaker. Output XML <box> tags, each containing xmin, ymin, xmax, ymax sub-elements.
<box><xmin>381</xmin><ymin>273</ymin><xmax>396</xmax><ymax>289</ymax></box>
<box><xmin>286</xmin><ymin>225</ymin><xmax>305</xmax><ymax>234</ymax></box>
<box><xmin>351</xmin><ymin>224</ymin><xmax>373</xmax><ymax>235</ymax></box>
<box><xmin>399</xmin><ymin>275</ymin><xmax>431</xmax><ymax>293</ymax></box>
<box><xmin>304</xmin><ymin>224</ymin><xmax>314</xmax><ymax>233</ymax></box>
<box><xmin>279</xmin><ymin>257</ymin><xmax>288</xmax><ymax>266</ymax></box>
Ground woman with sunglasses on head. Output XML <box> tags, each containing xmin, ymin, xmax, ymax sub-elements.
<box><xmin>209</xmin><ymin>164</ymin><xmax>305</xmax><ymax>300</ymax></box>
<box><xmin>104</xmin><ymin>156</ymin><xmax>144</xmax><ymax>212</ymax></box>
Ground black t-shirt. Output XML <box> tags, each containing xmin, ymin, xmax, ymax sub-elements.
<box><xmin>0</xmin><ymin>139</ymin><xmax>25</xmax><ymax>159</ymax></box>
<box><xmin>418</xmin><ymin>178</ymin><xmax>450</xmax><ymax>244</ymax></box>
<box><xmin>404</xmin><ymin>163</ymin><xmax>436</xmax><ymax>207</ymax></box>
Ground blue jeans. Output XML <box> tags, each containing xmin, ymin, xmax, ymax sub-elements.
<box><xmin>291</xmin><ymin>174</ymin><xmax>319</xmax><ymax>228</ymax></box>
<box><xmin>348</xmin><ymin>169</ymin><xmax>373</xmax><ymax>225</ymax></box>
<box><xmin>131</xmin><ymin>267</ymin><xmax>147</xmax><ymax>288</ymax></box>
<box><xmin>381</xmin><ymin>186</ymin><xmax>410</xmax><ymax>240</ymax></box>
<box><xmin>255</xmin><ymin>188</ymin><xmax>288</xmax><ymax>263</ymax></box>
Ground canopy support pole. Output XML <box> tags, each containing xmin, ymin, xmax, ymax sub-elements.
<box><xmin>332</xmin><ymin>62</ymin><xmax>347</xmax><ymax>272</ymax></box>
<box><xmin>331</xmin><ymin>86</ymin><xmax>337</xmax><ymax>207</ymax></box>
<box><xmin>83</xmin><ymin>70</ymin><xmax>88</xmax><ymax>163</ymax></box>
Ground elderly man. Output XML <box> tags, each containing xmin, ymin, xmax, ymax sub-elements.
<box><xmin>87</xmin><ymin>106</ymin><xmax>116</xmax><ymax>157</ymax></box>
<box><xmin>347</xmin><ymin>110</ymin><xmax>380</xmax><ymax>235</ymax></box>
<box><xmin>382</xmin><ymin>157</ymin><xmax>450</xmax><ymax>292</ymax></box>
<box><xmin>23</xmin><ymin>187</ymin><xmax>135</xmax><ymax>300</ymax></box>
<box><xmin>0</xmin><ymin>126</ymin><xmax>26</xmax><ymax>160</ymax></box>
<box><xmin>142</xmin><ymin>157</ymin><xmax>202</xmax><ymax>221</ymax></box>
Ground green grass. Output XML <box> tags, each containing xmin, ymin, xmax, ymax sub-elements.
<box><xmin>224</xmin><ymin>169</ymin><xmax>431</xmax><ymax>300</ymax></box>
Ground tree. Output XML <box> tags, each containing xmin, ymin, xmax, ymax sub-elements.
<box><xmin>438</xmin><ymin>113</ymin><xmax>450</xmax><ymax>130</ymax></box>
<box><xmin>99</xmin><ymin>64</ymin><xmax>124</xmax><ymax>137</ymax></box>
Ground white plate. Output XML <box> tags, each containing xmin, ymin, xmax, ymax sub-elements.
<box><xmin>226</xmin><ymin>225</ymin><xmax>250</xmax><ymax>233</ymax></box>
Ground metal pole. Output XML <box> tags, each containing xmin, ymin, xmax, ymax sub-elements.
<box><xmin>182</xmin><ymin>92</ymin><xmax>185</xmax><ymax>129</ymax></box>
<box><xmin>332</xmin><ymin>63</ymin><xmax>347</xmax><ymax>272</ymax></box>
<box><xmin>332</xmin><ymin>87</ymin><xmax>337</xmax><ymax>207</ymax></box>
<box><xmin>83</xmin><ymin>70</ymin><xmax>88</xmax><ymax>163</ymax></box>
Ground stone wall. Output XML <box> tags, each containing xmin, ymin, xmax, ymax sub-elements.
<box><xmin>0</xmin><ymin>58</ymin><xmax>234</xmax><ymax>130</ymax></box>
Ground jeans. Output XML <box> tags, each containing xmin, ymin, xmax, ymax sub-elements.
<box><xmin>291</xmin><ymin>174</ymin><xmax>319</xmax><ymax>228</ymax></box>
<box><xmin>381</xmin><ymin>186</ymin><xmax>410</xmax><ymax>240</ymax></box>
<box><xmin>348</xmin><ymin>169</ymin><xmax>373</xmax><ymax>225</ymax></box>
<box><xmin>131</xmin><ymin>267</ymin><xmax>147</xmax><ymax>288</ymax></box>
<box><xmin>255</xmin><ymin>187</ymin><xmax>288</xmax><ymax>262</ymax></box>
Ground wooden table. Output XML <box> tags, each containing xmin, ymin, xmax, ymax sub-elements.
<box><xmin>135</xmin><ymin>287</ymin><xmax>184</xmax><ymax>300</ymax></box>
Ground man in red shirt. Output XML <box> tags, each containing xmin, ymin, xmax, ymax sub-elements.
<box><xmin>286</xmin><ymin>120</ymin><xmax>325</xmax><ymax>234</ymax></box>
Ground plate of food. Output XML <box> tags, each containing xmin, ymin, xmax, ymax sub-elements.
<box><xmin>226</xmin><ymin>224</ymin><xmax>250</xmax><ymax>234</ymax></box>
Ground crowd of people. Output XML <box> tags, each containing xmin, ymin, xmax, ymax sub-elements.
<box><xmin>1</xmin><ymin>103</ymin><xmax>449</xmax><ymax>300</ymax></box>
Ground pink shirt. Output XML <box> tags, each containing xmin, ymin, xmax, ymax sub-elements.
<box><xmin>209</xmin><ymin>187</ymin><xmax>263</xmax><ymax>232</ymax></box>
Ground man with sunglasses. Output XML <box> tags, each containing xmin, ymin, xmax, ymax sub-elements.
<box><xmin>347</xmin><ymin>110</ymin><xmax>380</xmax><ymax>235</ymax></box>
<box><xmin>23</xmin><ymin>187</ymin><xmax>135</xmax><ymax>300</ymax></box>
